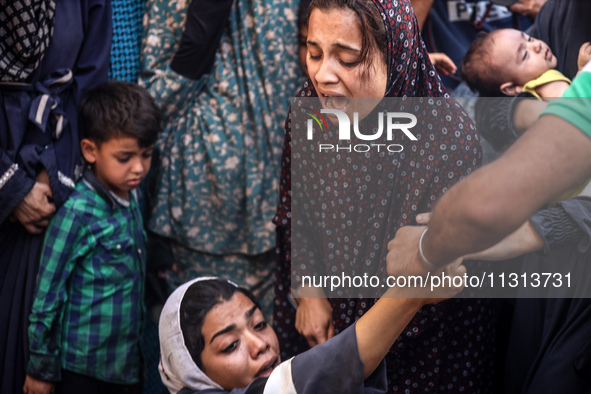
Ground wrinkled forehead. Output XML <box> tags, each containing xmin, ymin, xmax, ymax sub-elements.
<box><xmin>201</xmin><ymin>293</ymin><xmax>259</xmax><ymax>340</ymax></box>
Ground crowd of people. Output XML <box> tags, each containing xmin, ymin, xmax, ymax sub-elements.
<box><xmin>1</xmin><ymin>0</ymin><xmax>590</xmax><ymax>393</ymax></box>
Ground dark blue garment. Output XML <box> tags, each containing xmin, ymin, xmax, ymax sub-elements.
<box><xmin>423</xmin><ymin>0</ymin><xmax>532</xmax><ymax>90</ymax></box>
<box><xmin>0</xmin><ymin>1</ymin><xmax>111</xmax><ymax>393</ymax></box>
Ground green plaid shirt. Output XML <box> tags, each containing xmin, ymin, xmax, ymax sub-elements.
<box><xmin>27</xmin><ymin>170</ymin><xmax>146</xmax><ymax>384</ymax></box>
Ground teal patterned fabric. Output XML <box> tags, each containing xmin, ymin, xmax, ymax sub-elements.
<box><xmin>141</xmin><ymin>0</ymin><xmax>302</xmax><ymax>257</ymax></box>
<box><xmin>109</xmin><ymin>0</ymin><xmax>143</xmax><ymax>82</ymax></box>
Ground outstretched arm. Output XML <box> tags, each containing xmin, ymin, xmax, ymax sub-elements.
<box><xmin>356</xmin><ymin>260</ymin><xmax>465</xmax><ymax>379</ymax></box>
<box><xmin>423</xmin><ymin>113</ymin><xmax>591</xmax><ymax>266</ymax></box>
<box><xmin>284</xmin><ymin>260</ymin><xmax>465</xmax><ymax>393</ymax></box>
<box><xmin>386</xmin><ymin>110</ymin><xmax>591</xmax><ymax>278</ymax></box>
<box><xmin>508</xmin><ymin>0</ymin><xmax>547</xmax><ymax>19</ymax></box>
<box><xmin>410</xmin><ymin>0</ymin><xmax>434</xmax><ymax>31</ymax></box>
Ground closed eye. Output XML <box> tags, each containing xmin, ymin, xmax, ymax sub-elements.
<box><xmin>340</xmin><ymin>59</ymin><xmax>359</xmax><ymax>68</ymax></box>
<box><xmin>222</xmin><ymin>341</ymin><xmax>239</xmax><ymax>353</ymax></box>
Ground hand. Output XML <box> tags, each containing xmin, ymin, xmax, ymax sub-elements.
<box><xmin>386</xmin><ymin>225</ymin><xmax>436</xmax><ymax>279</ymax></box>
<box><xmin>12</xmin><ymin>170</ymin><xmax>55</xmax><ymax>234</ymax></box>
<box><xmin>295</xmin><ymin>286</ymin><xmax>335</xmax><ymax>348</ymax></box>
<box><xmin>508</xmin><ymin>0</ymin><xmax>546</xmax><ymax>19</ymax></box>
<box><xmin>428</xmin><ymin>53</ymin><xmax>457</xmax><ymax>76</ymax></box>
<box><xmin>578</xmin><ymin>42</ymin><xmax>591</xmax><ymax>72</ymax></box>
<box><xmin>382</xmin><ymin>254</ymin><xmax>466</xmax><ymax>301</ymax></box>
<box><xmin>415</xmin><ymin>212</ymin><xmax>431</xmax><ymax>226</ymax></box>
<box><xmin>23</xmin><ymin>375</ymin><xmax>55</xmax><ymax>394</ymax></box>
<box><xmin>421</xmin><ymin>258</ymin><xmax>466</xmax><ymax>304</ymax></box>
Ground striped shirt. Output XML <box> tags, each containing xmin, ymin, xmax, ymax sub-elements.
<box><xmin>27</xmin><ymin>169</ymin><xmax>146</xmax><ymax>384</ymax></box>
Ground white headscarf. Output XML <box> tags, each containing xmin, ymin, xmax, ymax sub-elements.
<box><xmin>158</xmin><ymin>277</ymin><xmax>235</xmax><ymax>393</ymax></box>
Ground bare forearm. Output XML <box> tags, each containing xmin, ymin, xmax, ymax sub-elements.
<box><xmin>513</xmin><ymin>99</ymin><xmax>548</xmax><ymax>134</ymax></box>
<box><xmin>423</xmin><ymin>115</ymin><xmax>591</xmax><ymax>265</ymax></box>
<box><xmin>464</xmin><ymin>221</ymin><xmax>544</xmax><ymax>261</ymax></box>
<box><xmin>410</xmin><ymin>0</ymin><xmax>434</xmax><ymax>31</ymax></box>
<box><xmin>356</xmin><ymin>292</ymin><xmax>422</xmax><ymax>379</ymax></box>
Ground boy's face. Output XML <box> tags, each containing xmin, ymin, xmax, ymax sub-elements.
<box><xmin>491</xmin><ymin>29</ymin><xmax>557</xmax><ymax>95</ymax></box>
<box><xmin>81</xmin><ymin>136</ymin><xmax>153</xmax><ymax>200</ymax></box>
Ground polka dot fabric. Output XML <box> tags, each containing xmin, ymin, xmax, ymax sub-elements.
<box><xmin>375</xmin><ymin>0</ymin><xmax>447</xmax><ymax>98</ymax></box>
<box><xmin>274</xmin><ymin>0</ymin><xmax>497</xmax><ymax>392</ymax></box>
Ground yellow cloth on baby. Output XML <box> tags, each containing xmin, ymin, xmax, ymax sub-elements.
<box><xmin>522</xmin><ymin>69</ymin><xmax>571</xmax><ymax>99</ymax></box>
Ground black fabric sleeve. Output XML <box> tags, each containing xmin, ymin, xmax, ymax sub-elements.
<box><xmin>473</xmin><ymin>96</ymin><xmax>519</xmax><ymax>152</ymax></box>
<box><xmin>529</xmin><ymin>196</ymin><xmax>591</xmax><ymax>255</ymax></box>
<box><xmin>290</xmin><ymin>323</ymin><xmax>387</xmax><ymax>393</ymax></box>
<box><xmin>170</xmin><ymin>0</ymin><xmax>234</xmax><ymax>80</ymax></box>
<box><xmin>243</xmin><ymin>378</ymin><xmax>267</xmax><ymax>394</ymax></box>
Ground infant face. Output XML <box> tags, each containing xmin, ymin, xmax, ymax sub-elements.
<box><xmin>491</xmin><ymin>28</ymin><xmax>557</xmax><ymax>88</ymax></box>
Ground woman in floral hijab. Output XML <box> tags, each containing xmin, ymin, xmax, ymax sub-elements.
<box><xmin>274</xmin><ymin>0</ymin><xmax>497</xmax><ymax>392</ymax></box>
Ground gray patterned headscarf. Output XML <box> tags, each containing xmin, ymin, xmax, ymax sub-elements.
<box><xmin>0</xmin><ymin>0</ymin><xmax>56</xmax><ymax>82</ymax></box>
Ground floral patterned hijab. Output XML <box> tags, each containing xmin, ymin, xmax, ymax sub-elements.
<box><xmin>374</xmin><ymin>0</ymin><xmax>447</xmax><ymax>97</ymax></box>
<box><xmin>300</xmin><ymin>0</ymin><xmax>448</xmax><ymax>98</ymax></box>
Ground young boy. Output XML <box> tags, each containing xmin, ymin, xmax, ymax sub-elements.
<box><xmin>461</xmin><ymin>28</ymin><xmax>591</xmax><ymax>98</ymax></box>
<box><xmin>23</xmin><ymin>81</ymin><xmax>161</xmax><ymax>394</ymax></box>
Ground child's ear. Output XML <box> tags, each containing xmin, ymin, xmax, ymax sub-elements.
<box><xmin>81</xmin><ymin>139</ymin><xmax>98</xmax><ymax>164</ymax></box>
<box><xmin>500</xmin><ymin>82</ymin><xmax>522</xmax><ymax>96</ymax></box>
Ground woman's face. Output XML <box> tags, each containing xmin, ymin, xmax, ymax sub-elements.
<box><xmin>306</xmin><ymin>7</ymin><xmax>387</xmax><ymax>122</ymax></box>
<box><xmin>200</xmin><ymin>293</ymin><xmax>280</xmax><ymax>391</ymax></box>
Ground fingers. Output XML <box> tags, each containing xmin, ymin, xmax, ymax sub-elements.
<box><xmin>34</xmin><ymin>218</ymin><xmax>50</xmax><ymax>228</ymax></box>
<box><xmin>508</xmin><ymin>0</ymin><xmax>543</xmax><ymax>18</ymax></box>
<box><xmin>327</xmin><ymin>321</ymin><xmax>335</xmax><ymax>340</ymax></box>
<box><xmin>298</xmin><ymin>319</ymin><xmax>327</xmax><ymax>347</ymax></box>
<box><xmin>428</xmin><ymin>53</ymin><xmax>457</xmax><ymax>76</ymax></box>
<box><xmin>438</xmin><ymin>59</ymin><xmax>457</xmax><ymax>76</ymax></box>
<box><xmin>443</xmin><ymin>257</ymin><xmax>466</xmax><ymax>277</ymax></box>
<box><xmin>23</xmin><ymin>375</ymin><xmax>55</xmax><ymax>394</ymax></box>
<box><xmin>22</xmin><ymin>223</ymin><xmax>46</xmax><ymax>235</ymax></box>
<box><xmin>415</xmin><ymin>212</ymin><xmax>432</xmax><ymax>225</ymax></box>
<box><xmin>507</xmin><ymin>4</ymin><xmax>526</xmax><ymax>14</ymax></box>
<box><xmin>13</xmin><ymin>182</ymin><xmax>56</xmax><ymax>231</ymax></box>
<box><xmin>38</xmin><ymin>183</ymin><xmax>56</xmax><ymax>215</ymax></box>
<box><xmin>295</xmin><ymin>298</ymin><xmax>333</xmax><ymax>347</ymax></box>
<box><xmin>578</xmin><ymin>42</ymin><xmax>591</xmax><ymax>70</ymax></box>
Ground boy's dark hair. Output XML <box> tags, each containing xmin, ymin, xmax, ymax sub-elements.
<box><xmin>461</xmin><ymin>31</ymin><xmax>507</xmax><ymax>97</ymax></box>
<box><xmin>179</xmin><ymin>279</ymin><xmax>261</xmax><ymax>371</ymax></box>
<box><xmin>79</xmin><ymin>81</ymin><xmax>161</xmax><ymax>147</ymax></box>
